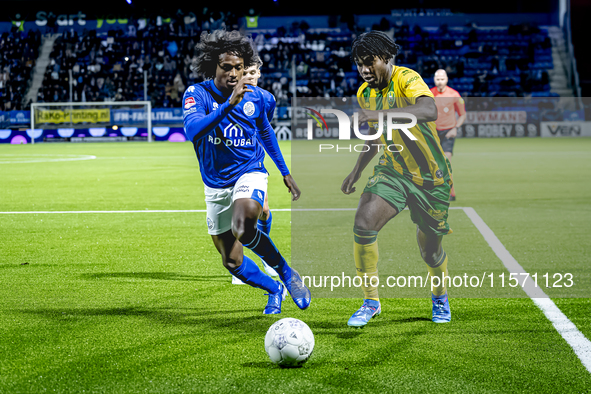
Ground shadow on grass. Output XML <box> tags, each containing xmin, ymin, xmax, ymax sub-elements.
<box><xmin>241</xmin><ymin>361</ymin><xmax>277</xmax><ymax>369</ymax></box>
<box><xmin>0</xmin><ymin>263</ymin><xmax>109</xmax><ymax>269</ymax></box>
<box><xmin>393</xmin><ymin>317</ymin><xmax>432</xmax><ymax>323</ymax></box>
<box><xmin>19</xmin><ymin>306</ymin><xmax>277</xmax><ymax>333</ymax></box>
<box><xmin>82</xmin><ymin>272</ymin><xmax>228</xmax><ymax>282</ymax></box>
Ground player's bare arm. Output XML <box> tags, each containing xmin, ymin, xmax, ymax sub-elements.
<box><xmin>358</xmin><ymin>96</ymin><xmax>438</xmax><ymax>124</ymax></box>
<box><xmin>341</xmin><ymin>141</ymin><xmax>380</xmax><ymax>195</ymax></box>
<box><xmin>283</xmin><ymin>174</ymin><xmax>301</xmax><ymax>201</ymax></box>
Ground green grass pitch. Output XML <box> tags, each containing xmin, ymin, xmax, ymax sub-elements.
<box><xmin>0</xmin><ymin>138</ymin><xmax>590</xmax><ymax>393</ymax></box>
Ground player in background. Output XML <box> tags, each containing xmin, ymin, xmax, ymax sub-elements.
<box><xmin>232</xmin><ymin>55</ymin><xmax>279</xmax><ymax>284</ymax></box>
<box><xmin>430</xmin><ymin>69</ymin><xmax>466</xmax><ymax>202</ymax></box>
<box><xmin>183</xmin><ymin>30</ymin><xmax>311</xmax><ymax>314</ymax></box>
<box><xmin>341</xmin><ymin>31</ymin><xmax>453</xmax><ymax>327</ymax></box>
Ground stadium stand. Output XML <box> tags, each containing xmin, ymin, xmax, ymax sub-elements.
<box><xmin>1</xmin><ymin>12</ymin><xmax>571</xmax><ymax>115</ymax></box>
<box><xmin>0</xmin><ymin>28</ymin><xmax>41</xmax><ymax>112</ymax></box>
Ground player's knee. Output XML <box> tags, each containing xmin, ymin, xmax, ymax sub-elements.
<box><xmin>222</xmin><ymin>255</ymin><xmax>242</xmax><ymax>271</ymax></box>
<box><xmin>421</xmin><ymin>249</ymin><xmax>442</xmax><ymax>267</ymax></box>
<box><xmin>232</xmin><ymin>216</ymin><xmax>258</xmax><ymax>244</ymax></box>
<box><xmin>354</xmin><ymin>216</ymin><xmax>375</xmax><ymax>232</ymax></box>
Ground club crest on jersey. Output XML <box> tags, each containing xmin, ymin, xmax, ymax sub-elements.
<box><xmin>243</xmin><ymin>101</ymin><xmax>255</xmax><ymax>117</ymax></box>
<box><xmin>184</xmin><ymin>97</ymin><xmax>196</xmax><ymax>109</ymax></box>
<box><xmin>387</xmin><ymin>91</ymin><xmax>395</xmax><ymax>107</ymax></box>
<box><xmin>213</xmin><ymin>102</ymin><xmax>219</xmax><ymax>110</ymax></box>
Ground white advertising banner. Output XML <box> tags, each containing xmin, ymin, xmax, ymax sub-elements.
<box><xmin>540</xmin><ymin>122</ymin><xmax>591</xmax><ymax>137</ymax></box>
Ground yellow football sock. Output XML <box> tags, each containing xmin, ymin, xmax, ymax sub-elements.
<box><xmin>353</xmin><ymin>227</ymin><xmax>379</xmax><ymax>301</ymax></box>
<box><xmin>426</xmin><ymin>251</ymin><xmax>448</xmax><ymax>296</ymax></box>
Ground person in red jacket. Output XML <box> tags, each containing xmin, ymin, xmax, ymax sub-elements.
<box><xmin>430</xmin><ymin>69</ymin><xmax>466</xmax><ymax>201</ymax></box>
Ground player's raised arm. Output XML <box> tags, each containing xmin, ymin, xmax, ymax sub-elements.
<box><xmin>229</xmin><ymin>76</ymin><xmax>254</xmax><ymax>106</ymax></box>
<box><xmin>183</xmin><ymin>87</ymin><xmax>235</xmax><ymax>143</ymax></box>
<box><xmin>357</xmin><ymin>96</ymin><xmax>437</xmax><ymax>125</ymax></box>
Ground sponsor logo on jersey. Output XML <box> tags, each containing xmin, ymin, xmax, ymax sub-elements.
<box><xmin>243</xmin><ymin>101</ymin><xmax>255</xmax><ymax>116</ymax></box>
<box><xmin>183</xmin><ymin>107</ymin><xmax>197</xmax><ymax>117</ymax></box>
<box><xmin>401</xmin><ymin>70</ymin><xmax>412</xmax><ymax>75</ymax></box>
<box><xmin>184</xmin><ymin>97</ymin><xmax>196</xmax><ymax>109</ymax></box>
<box><xmin>428</xmin><ymin>209</ymin><xmax>446</xmax><ymax>220</ymax></box>
<box><xmin>236</xmin><ymin>185</ymin><xmax>249</xmax><ymax>194</ymax></box>
<box><xmin>224</xmin><ymin>123</ymin><xmax>243</xmax><ymax>138</ymax></box>
<box><xmin>207</xmin><ymin>135</ymin><xmax>253</xmax><ymax>147</ymax></box>
<box><xmin>405</xmin><ymin>76</ymin><xmax>419</xmax><ymax>86</ymax></box>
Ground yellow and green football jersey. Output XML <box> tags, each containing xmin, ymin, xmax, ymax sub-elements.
<box><xmin>356</xmin><ymin>66</ymin><xmax>452</xmax><ymax>188</ymax></box>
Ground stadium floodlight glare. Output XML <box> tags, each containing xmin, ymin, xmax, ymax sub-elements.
<box><xmin>30</xmin><ymin>101</ymin><xmax>152</xmax><ymax>144</ymax></box>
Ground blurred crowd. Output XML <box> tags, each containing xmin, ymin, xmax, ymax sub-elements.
<box><xmin>0</xmin><ymin>10</ymin><xmax>558</xmax><ymax>113</ymax></box>
<box><xmin>0</xmin><ymin>28</ymin><xmax>40</xmax><ymax>111</ymax></box>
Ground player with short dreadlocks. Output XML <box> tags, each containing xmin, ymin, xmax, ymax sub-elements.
<box><xmin>183</xmin><ymin>30</ymin><xmax>311</xmax><ymax>314</ymax></box>
<box><xmin>341</xmin><ymin>31</ymin><xmax>454</xmax><ymax>327</ymax></box>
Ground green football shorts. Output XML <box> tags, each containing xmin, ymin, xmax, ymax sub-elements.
<box><xmin>363</xmin><ymin>164</ymin><xmax>453</xmax><ymax>236</ymax></box>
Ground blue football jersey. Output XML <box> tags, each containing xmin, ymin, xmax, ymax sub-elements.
<box><xmin>182</xmin><ymin>80</ymin><xmax>272</xmax><ymax>189</ymax></box>
<box><xmin>261</xmin><ymin>89</ymin><xmax>276</xmax><ymax>122</ymax></box>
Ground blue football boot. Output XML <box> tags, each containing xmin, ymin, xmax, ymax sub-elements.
<box><xmin>347</xmin><ymin>299</ymin><xmax>381</xmax><ymax>328</ymax></box>
<box><xmin>263</xmin><ymin>282</ymin><xmax>287</xmax><ymax>315</ymax></box>
<box><xmin>432</xmin><ymin>293</ymin><xmax>451</xmax><ymax>323</ymax></box>
<box><xmin>280</xmin><ymin>266</ymin><xmax>311</xmax><ymax>310</ymax></box>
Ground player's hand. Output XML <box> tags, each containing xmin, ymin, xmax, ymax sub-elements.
<box><xmin>353</xmin><ymin>109</ymin><xmax>376</xmax><ymax>126</ymax></box>
<box><xmin>283</xmin><ymin>174</ymin><xmax>301</xmax><ymax>201</ymax></box>
<box><xmin>445</xmin><ymin>127</ymin><xmax>458</xmax><ymax>139</ymax></box>
<box><xmin>341</xmin><ymin>170</ymin><xmax>360</xmax><ymax>195</ymax></box>
<box><xmin>229</xmin><ymin>77</ymin><xmax>255</xmax><ymax>106</ymax></box>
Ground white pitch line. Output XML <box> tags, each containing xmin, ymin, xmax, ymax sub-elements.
<box><xmin>0</xmin><ymin>206</ymin><xmax>466</xmax><ymax>214</ymax></box>
<box><xmin>0</xmin><ymin>154</ymin><xmax>97</xmax><ymax>164</ymax></box>
<box><xmin>463</xmin><ymin>207</ymin><xmax>591</xmax><ymax>373</ymax></box>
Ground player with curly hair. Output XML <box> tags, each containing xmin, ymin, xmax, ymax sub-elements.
<box><xmin>342</xmin><ymin>31</ymin><xmax>453</xmax><ymax>327</ymax></box>
<box><xmin>183</xmin><ymin>30</ymin><xmax>311</xmax><ymax>314</ymax></box>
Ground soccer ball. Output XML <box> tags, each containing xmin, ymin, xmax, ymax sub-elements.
<box><xmin>264</xmin><ymin>318</ymin><xmax>314</xmax><ymax>367</ymax></box>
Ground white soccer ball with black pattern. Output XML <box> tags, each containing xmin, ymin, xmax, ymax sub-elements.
<box><xmin>264</xmin><ymin>318</ymin><xmax>314</xmax><ymax>367</ymax></box>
